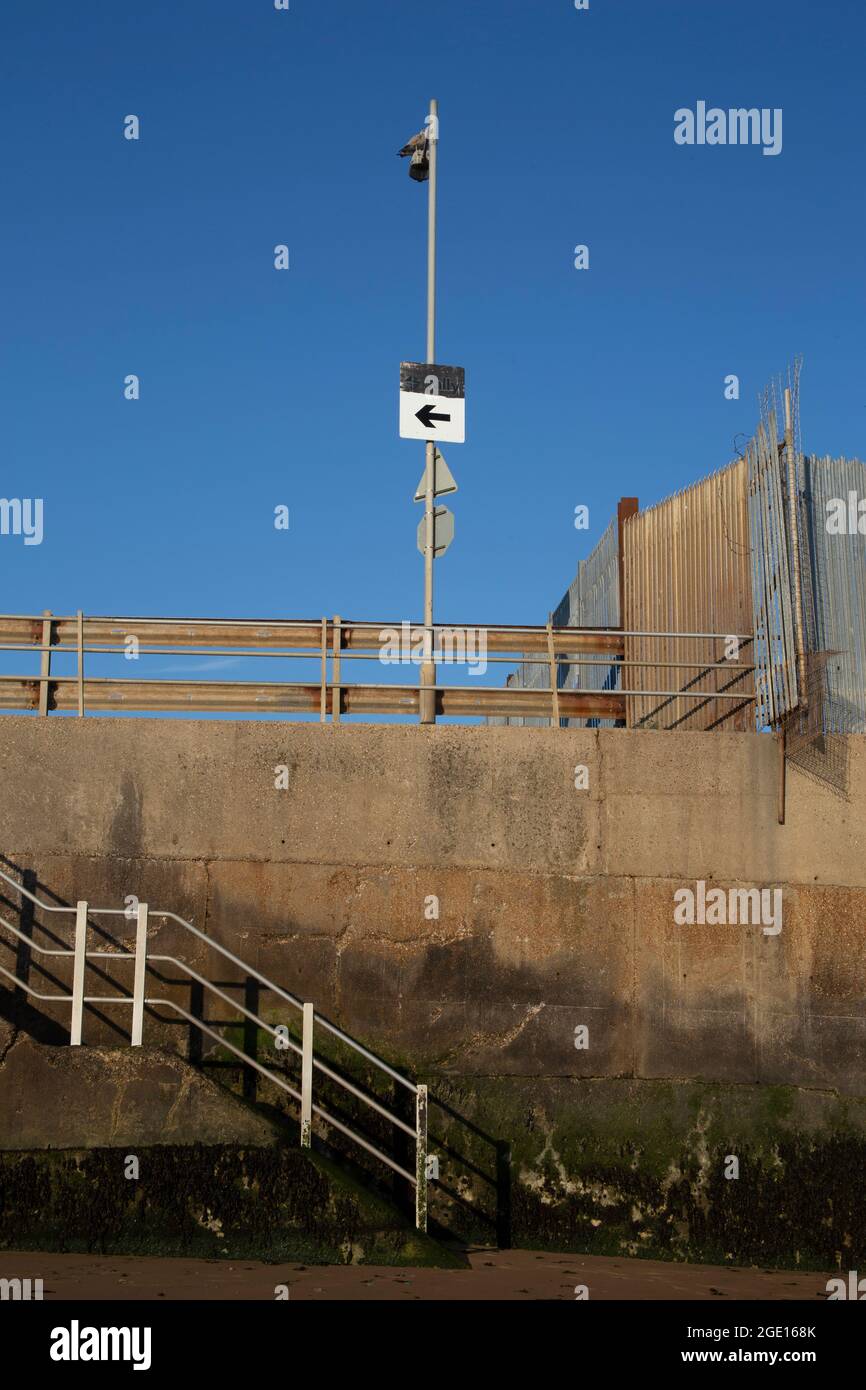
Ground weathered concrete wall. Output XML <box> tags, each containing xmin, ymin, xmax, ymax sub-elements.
<box><xmin>0</xmin><ymin>1038</ymin><xmax>281</xmax><ymax>1149</ymax></box>
<box><xmin>2</xmin><ymin>718</ymin><xmax>864</xmax><ymax>1088</ymax></box>
<box><xmin>1</xmin><ymin>717</ymin><xmax>865</xmax><ymax>1263</ymax></box>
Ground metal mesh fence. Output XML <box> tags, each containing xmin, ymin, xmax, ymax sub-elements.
<box><xmin>491</xmin><ymin>364</ymin><xmax>865</xmax><ymax>745</ymax></box>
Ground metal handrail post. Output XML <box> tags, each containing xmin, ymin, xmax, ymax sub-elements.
<box><xmin>301</xmin><ymin>1002</ymin><xmax>314</xmax><ymax>1147</ymax></box>
<box><xmin>76</xmin><ymin>609</ymin><xmax>85</xmax><ymax>716</ymax></box>
<box><xmin>38</xmin><ymin>610</ymin><xmax>53</xmax><ymax>717</ymax></box>
<box><xmin>70</xmin><ymin>902</ymin><xmax>88</xmax><ymax>1045</ymax></box>
<box><xmin>319</xmin><ymin>618</ymin><xmax>327</xmax><ymax>722</ymax></box>
<box><xmin>332</xmin><ymin>614</ymin><xmax>341</xmax><ymax>724</ymax></box>
<box><xmin>415</xmin><ymin>1083</ymin><xmax>428</xmax><ymax>1231</ymax></box>
<box><xmin>546</xmin><ymin>615</ymin><xmax>560</xmax><ymax>728</ymax></box>
<box><xmin>131</xmin><ymin>902</ymin><xmax>148</xmax><ymax>1046</ymax></box>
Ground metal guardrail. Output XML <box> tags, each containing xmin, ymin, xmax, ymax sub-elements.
<box><xmin>0</xmin><ymin>612</ymin><xmax>756</xmax><ymax>726</ymax></box>
<box><xmin>0</xmin><ymin>863</ymin><xmax>431</xmax><ymax>1231</ymax></box>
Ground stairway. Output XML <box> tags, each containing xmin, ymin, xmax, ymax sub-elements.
<box><xmin>0</xmin><ymin>862</ymin><xmax>447</xmax><ymax>1256</ymax></box>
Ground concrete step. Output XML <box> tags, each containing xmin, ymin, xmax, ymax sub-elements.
<box><xmin>0</xmin><ymin>1038</ymin><xmax>462</xmax><ymax>1268</ymax></box>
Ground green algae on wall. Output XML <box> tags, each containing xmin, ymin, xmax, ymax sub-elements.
<box><xmin>193</xmin><ymin>1037</ymin><xmax>866</xmax><ymax>1270</ymax></box>
<box><xmin>424</xmin><ymin>1077</ymin><xmax>866</xmax><ymax>1270</ymax></box>
<box><xmin>0</xmin><ymin>1143</ymin><xmax>462</xmax><ymax>1268</ymax></box>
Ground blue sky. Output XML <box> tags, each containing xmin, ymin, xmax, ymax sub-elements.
<box><xmin>1</xmin><ymin>0</ymin><xmax>864</xmax><ymax>649</ymax></box>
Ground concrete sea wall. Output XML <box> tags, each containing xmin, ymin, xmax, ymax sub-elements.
<box><xmin>1</xmin><ymin>717</ymin><xmax>864</xmax><ymax>1264</ymax></box>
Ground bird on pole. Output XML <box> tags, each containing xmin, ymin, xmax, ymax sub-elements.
<box><xmin>397</xmin><ymin>129</ymin><xmax>429</xmax><ymax>181</ymax></box>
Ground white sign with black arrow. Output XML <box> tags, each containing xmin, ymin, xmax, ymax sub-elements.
<box><xmin>399</xmin><ymin>361</ymin><xmax>465</xmax><ymax>444</ymax></box>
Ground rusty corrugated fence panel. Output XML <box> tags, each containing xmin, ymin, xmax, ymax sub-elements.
<box><xmin>622</xmin><ymin>457</ymin><xmax>755</xmax><ymax>730</ymax></box>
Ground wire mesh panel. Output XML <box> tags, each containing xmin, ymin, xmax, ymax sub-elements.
<box><xmin>744</xmin><ymin>367</ymin><xmax>808</xmax><ymax>728</ymax></box>
<box><xmin>622</xmin><ymin>459</ymin><xmax>755</xmax><ymax>730</ymax></box>
<box><xmin>746</xmin><ymin>419</ymin><xmax>798</xmax><ymax>725</ymax></box>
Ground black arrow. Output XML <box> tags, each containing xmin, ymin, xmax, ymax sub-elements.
<box><xmin>415</xmin><ymin>402</ymin><xmax>451</xmax><ymax>429</ymax></box>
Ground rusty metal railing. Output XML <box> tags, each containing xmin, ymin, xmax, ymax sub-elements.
<box><xmin>0</xmin><ymin>611</ymin><xmax>756</xmax><ymax>727</ymax></box>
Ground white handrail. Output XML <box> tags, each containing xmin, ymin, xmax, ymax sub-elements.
<box><xmin>0</xmin><ymin>906</ymin><xmax>417</xmax><ymax>1140</ymax></box>
<box><xmin>0</xmin><ymin>864</ymin><xmax>415</xmax><ymax>1089</ymax></box>
<box><xmin>0</xmin><ymin>865</ymin><xmax>430</xmax><ymax>1228</ymax></box>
